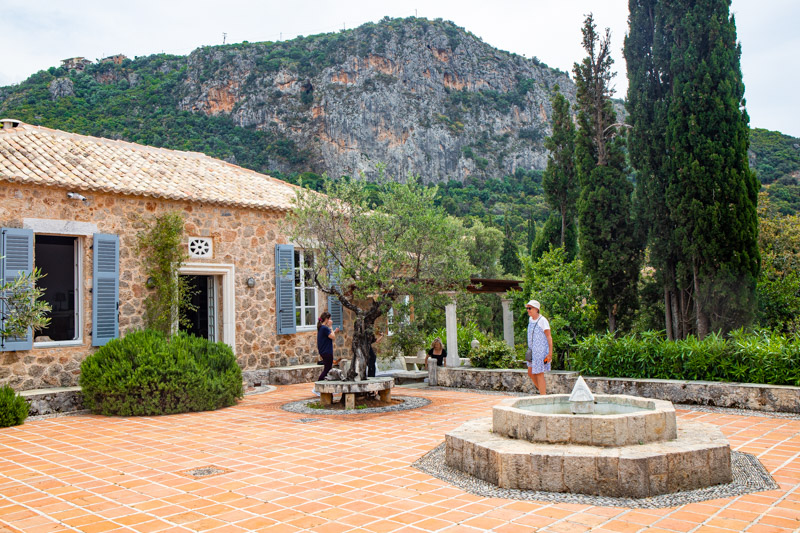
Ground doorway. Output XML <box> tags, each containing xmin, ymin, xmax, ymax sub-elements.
<box><xmin>180</xmin><ymin>275</ymin><xmax>217</xmax><ymax>341</ymax></box>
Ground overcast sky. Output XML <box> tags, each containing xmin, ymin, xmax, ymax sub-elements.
<box><xmin>3</xmin><ymin>0</ymin><xmax>798</xmax><ymax>137</ymax></box>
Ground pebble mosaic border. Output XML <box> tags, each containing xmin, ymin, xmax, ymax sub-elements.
<box><xmin>413</xmin><ymin>443</ymin><xmax>778</xmax><ymax>508</ymax></box>
<box><xmin>281</xmin><ymin>395</ymin><xmax>431</xmax><ymax>415</ymax></box>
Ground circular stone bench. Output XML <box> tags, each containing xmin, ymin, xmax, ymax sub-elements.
<box><xmin>314</xmin><ymin>377</ymin><xmax>395</xmax><ymax>409</ymax></box>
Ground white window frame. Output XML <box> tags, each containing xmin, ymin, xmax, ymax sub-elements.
<box><xmin>294</xmin><ymin>250</ymin><xmax>318</xmax><ymax>331</ymax></box>
<box><xmin>33</xmin><ymin>234</ymin><xmax>84</xmax><ymax>348</ymax></box>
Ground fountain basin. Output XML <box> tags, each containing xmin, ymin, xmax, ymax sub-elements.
<box><xmin>446</xmin><ymin>417</ymin><xmax>731</xmax><ymax>498</ymax></box>
<box><xmin>493</xmin><ymin>394</ymin><xmax>677</xmax><ymax>447</ymax></box>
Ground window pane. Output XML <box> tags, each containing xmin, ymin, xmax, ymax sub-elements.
<box><xmin>304</xmin><ymin>268</ymin><xmax>313</xmax><ymax>285</ymax></box>
<box><xmin>34</xmin><ymin>235</ymin><xmax>78</xmax><ymax>341</ymax></box>
<box><xmin>304</xmin><ymin>253</ymin><xmax>313</xmax><ymax>268</ymax></box>
<box><xmin>305</xmin><ymin>288</ymin><xmax>315</xmax><ymax>306</ymax></box>
<box><xmin>305</xmin><ymin>308</ymin><xmax>315</xmax><ymax>327</ymax></box>
<box><xmin>295</xmin><ymin>289</ymin><xmax>302</xmax><ymax>307</ymax></box>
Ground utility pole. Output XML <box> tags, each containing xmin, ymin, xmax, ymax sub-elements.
<box><xmin>222</xmin><ymin>32</ymin><xmax>227</xmax><ymax>44</ymax></box>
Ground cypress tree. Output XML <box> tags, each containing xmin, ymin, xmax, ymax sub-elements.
<box><xmin>574</xmin><ymin>14</ymin><xmax>642</xmax><ymax>333</ymax></box>
<box><xmin>625</xmin><ymin>0</ymin><xmax>690</xmax><ymax>339</ymax></box>
<box><xmin>500</xmin><ymin>235</ymin><xmax>522</xmax><ymax>276</ymax></box>
<box><xmin>665</xmin><ymin>0</ymin><xmax>760</xmax><ymax>337</ymax></box>
<box><xmin>542</xmin><ymin>85</ymin><xmax>578</xmax><ymax>249</ymax></box>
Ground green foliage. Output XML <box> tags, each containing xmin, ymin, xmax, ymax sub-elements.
<box><xmin>463</xmin><ymin>221</ymin><xmax>503</xmax><ymax>277</ymax></box>
<box><xmin>287</xmin><ymin>169</ymin><xmax>473</xmax><ymax>380</ymax></box>
<box><xmin>387</xmin><ymin>321</ymin><xmax>426</xmax><ymax>358</ymax></box>
<box><xmin>664</xmin><ymin>0</ymin><xmax>760</xmax><ymax>336</ymax></box>
<box><xmin>425</xmin><ymin>321</ymin><xmax>489</xmax><ymax>359</ymax></box>
<box><xmin>542</xmin><ymin>85</ymin><xmax>578</xmax><ymax>249</ymax></box>
<box><xmin>469</xmin><ymin>338</ymin><xmax>524</xmax><ymax>369</ymax></box>
<box><xmin>756</xmin><ymin>195</ymin><xmax>800</xmax><ymax>333</ymax></box>
<box><xmin>749</xmin><ymin>128</ymin><xmax>800</xmax><ymax>185</ymax></box>
<box><xmin>530</xmin><ymin>212</ymin><xmax>577</xmax><ymax>261</ymax></box>
<box><xmin>137</xmin><ymin>212</ymin><xmax>194</xmax><ymax>337</ymax></box>
<box><xmin>500</xmin><ymin>235</ymin><xmax>522</xmax><ymax>276</ymax></box>
<box><xmin>574</xmin><ymin>14</ymin><xmax>642</xmax><ymax>333</ymax></box>
<box><xmin>514</xmin><ymin>247</ymin><xmax>596</xmax><ymax>368</ymax></box>
<box><xmin>571</xmin><ymin>329</ymin><xmax>800</xmax><ymax>386</ymax></box>
<box><xmin>0</xmin><ymin>385</ymin><xmax>29</xmax><ymax>427</ymax></box>
<box><xmin>1</xmin><ymin>268</ymin><xmax>51</xmax><ymax>340</ymax></box>
<box><xmin>79</xmin><ymin>330</ymin><xmax>243</xmax><ymax>416</ymax></box>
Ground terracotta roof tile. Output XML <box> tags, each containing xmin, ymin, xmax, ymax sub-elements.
<box><xmin>0</xmin><ymin>121</ymin><xmax>302</xmax><ymax>211</ymax></box>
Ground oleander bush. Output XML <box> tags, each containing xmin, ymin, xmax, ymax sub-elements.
<box><xmin>0</xmin><ymin>385</ymin><xmax>29</xmax><ymax>427</ymax></box>
<box><xmin>571</xmin><ymin>329</ymin><xmax>800</xmax><ymax>386</ymax></box>
<box><xmin>80</xmin><ymin>330</ymin><xmax>243</xmax><ymax>416</ymax></box>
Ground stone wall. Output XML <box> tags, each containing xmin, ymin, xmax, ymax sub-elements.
<box><xmin>0</xmin><ymin>183</ymin><xmax>350</xmax><ymax>390</ymax></box>
<box><xmin>437</xmin><ymin>368</ymin><xmax>800</xmax><ymax>413</ymax></box>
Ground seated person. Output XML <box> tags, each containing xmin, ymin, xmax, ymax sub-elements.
<box><xmin>426</xmin><ymin>337</ymin><xmax>447</xmax><ymax>367</ymax></box>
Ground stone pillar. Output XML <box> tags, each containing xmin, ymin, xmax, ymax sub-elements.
<box><xmin>428</xmin><ymin>360</ymin><xmax>438</xmax><ymax>386</ymax></box>
<box><xmin>501</xmin><ymin>298</ymin><xmax>514</xmax><ymax>349</ymax></box>
<box><xmin>444</xmin><ymin>292</ymin><xmax>459</xmax><ymax>367</ymax></box>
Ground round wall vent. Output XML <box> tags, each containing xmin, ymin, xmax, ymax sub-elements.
<box><xmin>188</xmin><ymin>237</ymin><xmax>212</xmax><ymax>258</ymax></box>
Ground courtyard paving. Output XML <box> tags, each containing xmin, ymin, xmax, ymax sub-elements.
<box><xmin>1</xmin><ymin>383</ymin><xmax>799</xmax><ymax>532</ymax></box>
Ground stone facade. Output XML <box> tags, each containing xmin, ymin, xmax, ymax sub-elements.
<box><xmin>0</xmin><ymin>183</ymin><xmax>350</xmax><ymax>390</ymax></box>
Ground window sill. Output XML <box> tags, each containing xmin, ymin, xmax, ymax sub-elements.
<box><xmin>296</xmin><ymin>326</ymin><xmax>316</xmax><ymax>333</ymax></box>
<box><xmin>34</xmin><ymin>340</ymin><xmax>84</xmax><ymax>349</ymax></box>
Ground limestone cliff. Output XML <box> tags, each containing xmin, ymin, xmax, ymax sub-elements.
<box><xmin>176</xmin><ymin>17</ymin><xmax>575</xmax><ymax>182</ymax></box>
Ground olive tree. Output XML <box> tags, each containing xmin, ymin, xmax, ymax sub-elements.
<box><xmin>1</xmin><ymin>269</ymin><xmax>51</xmax><ymax>342</ymax></box>
<box><xmin>286</xmin><ymin>173</ymin><xmax>473</xmax><ymax>381</ymax></box>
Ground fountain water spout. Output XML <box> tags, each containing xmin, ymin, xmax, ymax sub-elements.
<box><xmin>569</xmin><ymin>376</ymin><xmax>595</xmax><ymax>414</ymax></box>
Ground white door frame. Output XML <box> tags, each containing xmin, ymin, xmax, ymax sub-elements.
<box><xmin>179</xmin><ymin>263</ymin><xmax>236</xmax><ymax>353</ymax></box>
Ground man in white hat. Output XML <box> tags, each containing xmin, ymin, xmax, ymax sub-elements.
<box><xmin>525</xmin><ymin>299</ymin><xmax>553</xmax><ymax>394</ymax></box>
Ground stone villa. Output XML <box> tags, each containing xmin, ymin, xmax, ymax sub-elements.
<box><xmin>0</xmin><ymin>119</ymin><xmax>345</xmax><ymax>391</ymax></box>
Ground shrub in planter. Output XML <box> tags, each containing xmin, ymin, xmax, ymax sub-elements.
<box><xmin>469</xmin><ymin>339</ymin><xmax>525</xmax><ymax>369</ymax></box>
<box><xmin>0</xmin><ymin>385</ymin><xmax>29</xmax><ymax>427</ymax></box>
<box><xmin>80</xmin><ymin>330</ymin><xmax>243</xmax><ymax>416</ymax></box>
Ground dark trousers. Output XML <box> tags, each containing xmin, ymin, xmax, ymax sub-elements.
<box><xmin>318</xmin><ymin>353</ymin><xmax>333</xmax><ymax>381</ymax></box>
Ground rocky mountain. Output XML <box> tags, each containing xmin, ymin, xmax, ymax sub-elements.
<box><xmin>0</xmin><ymin>17</ymin><xmax>574</xmax><ymax>183</ymax></box>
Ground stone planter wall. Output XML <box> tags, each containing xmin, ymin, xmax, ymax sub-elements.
<box><xmin>437</xmin><ymin>367</ymin><xmax>800</xmax><ymax>414</ymax></box>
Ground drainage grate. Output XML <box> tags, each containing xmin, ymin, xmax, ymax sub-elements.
<box><xmin>294</xmin><ymin>418</ymin><xmax>320</xmax><ymax>423</ymax></box>
<box><xmin>181</xmin><ymin>466</ymin><xmax>229</xmax><ymax>478</ymax></box>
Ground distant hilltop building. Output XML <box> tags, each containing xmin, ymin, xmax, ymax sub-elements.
<box><xmin>100</xmin><ymin>54</ymin><xmax>128</xmax><ymax>65</ymax></box>
<box><xmin>61</xmin><ymin>57</ymin><xmax>92</xmax><ymax>71</ymax></box>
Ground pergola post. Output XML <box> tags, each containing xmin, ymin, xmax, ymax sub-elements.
<box><xmin>444</xmin><ymin>292</ymin><xmax>459</xmax><ymax>367</ymax></box>
<box><xmin>501</xmin><ymin>298</ymin><xmax>514</xmax><ymax>348</ymax></box>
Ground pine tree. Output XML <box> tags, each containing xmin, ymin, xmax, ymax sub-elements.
<box><xmin>665</xmin><ymin>0</ymin><xmax>760</xmax><ymax>337</ymax></box>
<box><xmin>574</xmin><ymin>13</ymin><xmax>642</xmax><ymax>333</ymax></box>
<box><xmin>542</xmin><ymin>85</ymin><xmax>578</xmax><ymax>249</ymax></box>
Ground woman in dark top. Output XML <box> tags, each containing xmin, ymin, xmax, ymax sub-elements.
<box><xmin>426</xmin><ymin>337</ymin><xmax>447</xmax><ymax>367</ymax></box>
<box><xmin>317</xmin><ymin>312</ymin><xmax>340</xmax><ymax>381</ymax></box>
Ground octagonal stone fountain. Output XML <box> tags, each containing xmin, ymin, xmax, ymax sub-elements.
<box><xmin>445</xmin><ymin>377</ymin><xmax>731</xmax><ymax>498</ymax></box>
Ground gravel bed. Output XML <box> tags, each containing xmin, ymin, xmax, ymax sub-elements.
<box><xmin>413</xmin><ymin>443</ymin><xmax>778</xmax><ymax>508</ymax></box>
<box><xmin>282</xmin><ymin>395</ymin><xmax>431</xmax><ymax>415</ymax></box>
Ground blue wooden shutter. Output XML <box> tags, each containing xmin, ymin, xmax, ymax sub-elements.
<box><xmin>275</xmin><ymin>244</ymin><xmax>296</xmax><ymax>334</ymax></box>
<box><xmin>0</xmin><ymin>228</ymin><xmax>34</xmax><ymax>351</ymax></box>
<box><xmin>327</xmin><ymin>261</ymin><xmax>343</xmax><ymax>330</ymax></box>
<box><xmin>92</xmin><ymin>234</ymin><xmax>119</xmax><ymax>346</ymax></box>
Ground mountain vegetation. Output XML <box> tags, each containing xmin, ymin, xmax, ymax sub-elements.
<box><xmin>0</xmin><ymin>16</ymin><xmax>796</xmax><ymax>251</ymax></box>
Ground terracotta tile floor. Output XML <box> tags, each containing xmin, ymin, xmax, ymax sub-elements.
<box><xmin>1</xmin><ymin>384</ymin><xmax>799</xmax><ymax>532</ymax></box>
